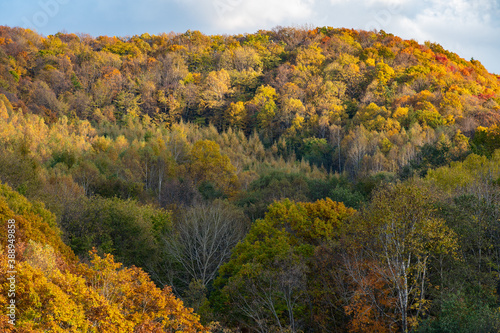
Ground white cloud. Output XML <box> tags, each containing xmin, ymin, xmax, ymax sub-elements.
<box><xmin>389</xmin><ymin>0</ymin><xmax>500</xmax><ymax>72</ymax></box>
<box><xmin>179</xmin><ymin>0</ymin><xmax>316</xmax><ymax>32</ymax></box>
<box><xmin>2</xmin><ymin>0</ymin><xmax>499</xmax><ymax>73</ymax></box>
<box><xmin>314</xmin><ymin>0</ymin><xmax>500</xmax><ymax>73</ymax></box>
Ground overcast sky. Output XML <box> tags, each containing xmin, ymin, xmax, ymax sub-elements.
<box><xmin>1</xmin><ymin>0</ymin><xmax>499</xmax><ymax>74</ymax></box>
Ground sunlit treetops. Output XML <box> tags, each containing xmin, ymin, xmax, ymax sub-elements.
<box><xmin>0</xmin><ymin>182</ymin><xmax>208</xmax><ymax>332</ymax></box>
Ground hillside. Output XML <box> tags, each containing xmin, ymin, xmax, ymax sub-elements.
<box><xmin>0</xmin><ymin>182</ymin><xmax>208</xmax><ymax>332</ymax></box>
<box><xmin>1</xmin><ymin>25</ymin><xmax>500</xmax><ymax>177</ymax></box>
<box><xmin>1</xmin><ymin>25</ymin><xmax>500</xmax><ymax>332</ymax></box>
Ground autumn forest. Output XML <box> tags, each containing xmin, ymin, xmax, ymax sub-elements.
<box><xmin>0</xmin><ymin>25</ymin><xmax>500</xmax><ymax>332</ymax></box>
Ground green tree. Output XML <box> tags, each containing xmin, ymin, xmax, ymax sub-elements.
<box><xmin>60</xmin><ymin>195</ymin><xmax>172</xmax><ymax>273</ymax></box>
<box><xmin>214</xmin><ymin>198</ymin><xmax>355</xmax><ymax>332</ymax></box>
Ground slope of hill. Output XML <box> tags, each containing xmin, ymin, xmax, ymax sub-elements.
<box><xmin>0</xmin><ymin>182</ymin><xmax>208</xmax><ymax>332</ymax></box>
<box><xmin>0</xmin><ymin>26</ymin><xmax>499</xmax><ymax>176</ymax></box>
<box><xmin>1</xmin><ymin>25</ymin><xmax>500</xmax><ymax>332</ymax></box>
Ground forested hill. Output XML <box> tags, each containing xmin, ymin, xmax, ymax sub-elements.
<box><xmin>1</xmin><ymin>25</ymin><xmax>500</xmax><ymax>332</ymax></box>
<box><xmin>1</xmin><ymin>25</ymin><xmax>499</xmax><ymax>174</ymax></box>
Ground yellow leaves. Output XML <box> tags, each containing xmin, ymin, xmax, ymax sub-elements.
<box><xmin>0</xmin><ymin>100</ymin><xmax>99</xmax><ymax>161</ymax></box>
<box><xmin>291</xmin><ymin>114</ymin><xmax>305</xmax><ymax>130</ymax></box>
<box><xmin>183</xmin><ymin>72</ymin><xmax>201</xmax><ymax>85</ymax></box>
<box><xmin>169</xmin><ymin>44</ymin><xmax>186</xmax><ymax>52</ymax></box>
<box><xmin>41</xmin><ymin>35</ymin><xmax>67</xmax><ymax>55</ymax></box>
<box><xmin>1</xmin><ymin>259</ymin><xmax>88</xmax><ymax>332</ymax></box>
<box><xmin>426</xmin><ymin>152</ymin><xmax>500</xmax><ymax>194</ymax></box>
<box><xmin>0</xmin><ymin>94</ymin><xmax>14</xmax><ymax>116</ymax></box>
<box><xmin>392</xmin><ymin>106</ymin><xmax>408</xmax><ymax>120</ymax></box>
<box><xmin>254</xmin><ymin>84</ymin><xmax>277</xmax><ymax>100</ymax></box>
<box><xmin>199</xmin><ymin>69</ymin><xmax>231</xmax><ymax>110</ymax></box>
<box><xmin>91</xmin><ymin>135</ymin><xmax>112</xmax><ymax>153</ymax></box>
<box><xmin>376</xmin><ymin>61</ymin><xmax>395</xmax><ymax>85</ymax></box>
<box><xmin>300</xmin><ymin>198</ymin><xmax>356</xmax><ymax>241</ymax></box>
<box><xmin>347</xmin><ymin>183</ymin><xmax>459</xmax><ymax>331</ymax></box>
<box><xmin>365</xmin><ymin>58</ymin><xmax>376</xmax><ymax>67</ymax></box>
<box><xmin>114</xmin><ymin>135</ymin><xmax>129</xmax><ymax>152</ymax></box>
<box><xmin>380</xmin><ymin>137</ymin><xmax>393</xmax><ymax>154</ymax></box>
<box><xmin>414</xmin><ymin>102</ymin><xmax>444</xmax><ymax>129</ymax></box>
<box><xmin>418</xmin><ymin>90</ymin><xmax>434</xmax><ymax>101</ymax></box>
<box><xmin>250</xmin><ymin>85</ymin><xmax>278</xmax><ymax>129</ymax></box>
<box><xmin>101</xmin><ymin>37</ymin><xmax>141</xmax><ymax>57</ymax></box>
<box><xmin>3</xmin><ymin>244</ymin><xmax>209</xmax><ymax>332</ymax></box>
<box><xmin>222</xmin><ymin>46</ymin><xmax>263</xmax><ymax>72</ymax></box>
<box><xmin>188</xmin><ymin>140</ymin><xmax>239</xmax><ymax>195</ymax></box>
<box><xmin>225</xmin><ymin>101</ymin><xmax>247</xmax><ymax>130</ymax></box>
<box><xmin>422</xmin><ymin>217</ymin><xmax>458</xmax><ymax>257</ymax></box>
<box><xmin>0</xmin><ymin>99</ymin><xmax>10</xmax><ymax>121</ymax></box>
<box><xmin>284</xmin><ymin>98</ymin><xmax>306</xmax><ymax>115</ymax></box>
<box><xmin>353</xmin><ymin>103</ymin><xmax>400</xmax><ymax>134</ymax></box>
<box><xmin>280</xmin><ymin>97</ymin><xmax>306</xmax><ymax>132</ymax></box>
<box><xmin>24</xmin><ymin>241</ymin><xmax>57</xmax><ymax>276</ymax></box>
<box><xmin>440</xmin><ymin>90</ymin><xmax>463</xmax><ymax>119</ymax></box>
<box><xmin>337</xmin><ymin>53</ymin><xmax>360</xmax><ymax>66</ymax></box>
<box><xmin>476</xmin><ymin>125</ymin><xmax>488</xmax><ymax>133</ymax></box>
<box><xmin>295</xmin><ymin>45</ymin><xmax>325</xmax><ymax>75</ymax></box>
<box><xmin>0</xmin><ymin>183</ymin><xmax>74</xmax><ymax>260</ymax></box>
<box><xmin>262</xmin><ymin>198</ymin><xmax>355</xmax><ymax>244</ymax></box>
<box><xmin>76</xmin><ymin>119</ymin><xmax>97</xmax><ymax>139</ymax></box>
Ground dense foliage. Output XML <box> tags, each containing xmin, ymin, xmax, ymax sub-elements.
<box><xmin>0</xmin><ymin>24</ymin><xmax>499</xmax><ymax>331</ymax></box>
<box><xmin>0</xmin><ymin>183</ymin><xmax>207</xmax><ymax>332</ymax></box>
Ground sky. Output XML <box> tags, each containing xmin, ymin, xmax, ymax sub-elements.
<box><xmin>1</xmin><ymin>0</ymin><xmax>499</xmax><ymax>74</ymax></box>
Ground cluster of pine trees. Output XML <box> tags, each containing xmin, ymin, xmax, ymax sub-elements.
<box><xmin>0</xmin><ymin>25</ymin><xmax>499</xmax><ymax>332</ymax></box>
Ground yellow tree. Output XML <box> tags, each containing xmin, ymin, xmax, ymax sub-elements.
<box><xmin>188</xmin><ymin>140</ymin><xmax>239</xmax><ymax>196</ymax></box>
<box><xmin>199</xmin><ymin>69</ymin><xmax>231</xmax><ymax>127</ymax></box>
<box><xmin>0</xmin><ymin>180</ymin><xmax>209</xmax><ymax>332</ymax></box>
<box><xmin>225</xmin><ymin>101</ymin><xmax>248</xmax><ymax>131</ymax></box>
<box><xmin>347</xmin><ymin>183</ymin><xmax>457</xmax><ymax>332</ymax></box>
<box><xmin>81</xmin><ymin>251</ymin><xmax>209</xmax><ymax>332</ymax></box>
<box><xmin>248</xmin><ymin>85</ymin><xmax>278</xmax><ymax>141</ymax></box>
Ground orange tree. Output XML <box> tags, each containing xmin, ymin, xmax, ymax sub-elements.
<box><xmin>0</xmin><ymin>182</ymin><xmax>209</xmax><ymax>332</ymax></box>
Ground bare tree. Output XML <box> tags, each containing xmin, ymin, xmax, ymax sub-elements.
<box><xmin>163</xmin><ymin>200</ymin><xmax>249</xmax><ymax>288</ymax></box>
